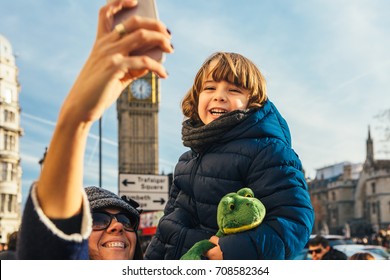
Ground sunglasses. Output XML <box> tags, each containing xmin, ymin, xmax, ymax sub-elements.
<box><xmin>92</xmin><ymin>211</ymin><xmax>138</xmax><ymax>232</ymax></box>
<box><xmin>308</xmin><ymin>248</ymin><xmax>323</xmax><ymax>254</ymax></box>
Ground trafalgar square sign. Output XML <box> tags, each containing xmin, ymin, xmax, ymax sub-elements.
<box><xmin>119</xmin><ymin>174</ymin><xmax>169</xmax><ymax>211</ymax></box>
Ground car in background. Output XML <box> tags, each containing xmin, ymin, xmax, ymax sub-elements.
<box><xmin>333</xmin><ymin>244</ymin><xmax>390</xmax><ymax>260</ymax></box>
<box><xmin>313</xmin><ymin>234</ymin><xmax>355</xmax><ymax>246</ymax></box>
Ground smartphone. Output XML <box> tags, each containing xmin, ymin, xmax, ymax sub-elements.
<box><xmin>108</xmin><ymin>0</ymin><xmax>164</xmax><ymax>62</ymax></box>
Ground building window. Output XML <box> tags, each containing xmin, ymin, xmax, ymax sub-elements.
<box><xmin>366</xmin><ymin>202</ymin><xmax>370</xmax><ymax>215</ymax></box>
<box><xmin>1</xmin><ymin>162</ymin><xmax>7</xmax><ymax>181</ymax></box>
<box><xmin>0</xmin><ymin>193</ymin><xmax>5</xmax><ymax>213</ymax></box>
<box><xmin>372</xmin><ymin>202</ymin><xmax>376</xmax><ymax>214</ymax></box>
<box><xmin>332</xmin><ymin>191</ymin><xmax>336</xmax><ymax>201</ymax></box>
<box><xmin>7</xmin><ymin>194</ymin><xmax>13</xmax><ymax>212</ymax></box>
<box><xmin>0</xmin><ymin>162</ymin><xmax>15</xmax><ymax>182</ymax></box>
<box><xmin>10</xmin><ymin>163</ymin><xmax>16</xmax><ymax>181</ymax></box>
<box><xmin>4</xmin><ymin>133</ymin><xmax>16</xmax><ymax>151</ymax></box>
<box><xmin>4</xmin><ymin>110</ymin><xmax>16</xmax><ymax>123</ymax></box>
<box><xmin>330</xmin><ymin>209</ymin><xmax>338</xmax><ymax>225</ymax></box>
<box><xmin>371</xmin><ymin>182</ymin><xmax>376</xmax><ymax>194</ymax></box>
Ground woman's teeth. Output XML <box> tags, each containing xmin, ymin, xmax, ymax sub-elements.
<box><xmin>104</xmin><ymin>242</ymin><xmax>125</xmax><ymax>248</ymax></box>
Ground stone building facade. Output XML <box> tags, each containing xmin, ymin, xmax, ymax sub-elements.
<box><xmin>308</xmin><ymin>129</ymin><xmax>390</xmax><ymax>236</ymax></box>
<box><xmin>354</xmin><ymin>129</ymin><xmax>390</xmax><ymax>232</ymax></box>
<box><xmin>0</xmin><ymin>34</ymin><xmax>23</xmax><ymax>244</ymax></box>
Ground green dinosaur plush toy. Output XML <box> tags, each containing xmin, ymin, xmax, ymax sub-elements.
<box><xmin>180</xmin><ymin>187</ymin><xmax>266</xmax><ymax>260</ymax></box>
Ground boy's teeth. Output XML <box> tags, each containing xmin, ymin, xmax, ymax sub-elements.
<box><xmin>210</xmin><ymin>109</ymin><xmax>227</xmax><ymax>115</ymax></box>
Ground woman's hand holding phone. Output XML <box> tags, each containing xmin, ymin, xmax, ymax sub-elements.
<box><xmin>64</xmin><ymin>0</ymin><xmax>173</xmax><ymax>125</ymax></box>
<box><xmin>36</xmin><ymin>0</ymin><xmax>173</xmax><ymax>219</ymax></box>
<box><xmin>108</xmin><ymin>0</ymin><xmax>166</xmax><ymax>62</ymax></box>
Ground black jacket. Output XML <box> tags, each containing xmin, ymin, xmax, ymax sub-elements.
<box><xmin>322</xmin><ymin>248</ymin><xmax>348</xmax><ymax>260</ymax></box>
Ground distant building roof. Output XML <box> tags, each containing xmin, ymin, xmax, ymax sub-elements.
<box><xmin>315</xmin><ymin>162</ymin><xmax>362</xmax><ymax>180</ymax></box>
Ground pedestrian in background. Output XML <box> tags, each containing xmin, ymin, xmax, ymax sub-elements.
<box><xmin>308</xmin><ymin>235</ymin><xmax>347</xmax><ymax>260</ymax></box>
<box><xmin>349</xmin><ymin>252</ymin><xmax>375</xmax><ymax>260</ymax></box>
<box><xmin>0</xmin><ymin>231</ymin><xmax>18</xmax><ymax>260</ymax></box>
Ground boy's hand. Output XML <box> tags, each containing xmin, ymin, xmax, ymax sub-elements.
<box><xmin>204</xmin><ymin>236</ymin><xmax>223</xmax><ymax>260</ymax></box>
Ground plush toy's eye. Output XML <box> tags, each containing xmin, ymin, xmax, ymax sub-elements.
<box><xmin>245</xmin><ymin>193</ymin><xmax>253</xmax><ymax>198</ymax></box>
<box><xmin>229</xmin><ymin>203</ymin><xmax>235</xmax><ymax>211</ymax></box>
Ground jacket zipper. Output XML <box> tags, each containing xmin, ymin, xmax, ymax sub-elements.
<box><xmin>189</xmin><ymin>146</ymin><xmax>212</xmax><ymax>189</ymax></box>
<box><xmin>175</xmin><ymin>149</ymin><xmax>210</xmax><ymax>259</ymax></box>
<box><xmin>189</xmin><ymin>152</ymin><xmax>201</xmax><ymax>189</ymax></box>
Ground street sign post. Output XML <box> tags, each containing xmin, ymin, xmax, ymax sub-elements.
<box><xmin>119</xmin><ymin>174</ymin><xmax>169</xmax><ymax>211</ymax></box>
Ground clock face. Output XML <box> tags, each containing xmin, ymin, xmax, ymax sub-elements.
<box><xmin>130</xmin><ymin>79</ymin><xmax>152</xmax><ymax>100</ymax></box>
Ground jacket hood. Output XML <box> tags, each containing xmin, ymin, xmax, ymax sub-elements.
<box><xmin>223</xmin><ymin>100</ymin><xmax>292</xmax><ymax>147</ymax></box>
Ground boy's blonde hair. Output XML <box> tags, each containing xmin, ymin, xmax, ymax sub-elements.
<box><xmin>181</xmin><ymin>52</ymin><xmax>267</xmax><ymax>122</ymax></box>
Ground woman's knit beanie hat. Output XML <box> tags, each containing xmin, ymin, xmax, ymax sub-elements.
<box><xmin>85</xmin><ymin>186</ymin><xmax>141</xmax><ymax>222</ymax></box>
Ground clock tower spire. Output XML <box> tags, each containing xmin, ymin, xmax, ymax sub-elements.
<box><xmin>117</xmin><ymin>72</ymin><xmax>160</xmax><ymax>175</ymax></box>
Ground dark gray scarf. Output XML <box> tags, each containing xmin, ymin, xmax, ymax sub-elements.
<box><xmin>182</xmin><ymin>109</ymin><xmax>255</xmax><ymax>153</ymax></box>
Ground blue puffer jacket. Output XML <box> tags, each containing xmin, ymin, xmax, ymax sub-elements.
<box><xmin>145</xmin><ymin>100</ymin><xmax>314</xmax><ymax>259</ymax></box>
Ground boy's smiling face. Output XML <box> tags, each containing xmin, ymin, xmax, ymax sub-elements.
<box><xmin>198</xmin><ymin>60</ymin><xmax>250</xmax><ymax>125</ymax></box>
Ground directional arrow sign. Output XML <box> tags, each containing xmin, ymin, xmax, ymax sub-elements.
<box><xmin>119</xmin><ymin>174</ymin><xmax>169</xmax><ymax>211</ymax></box>
<box><xmin>122</xmin><ymin>179</ymin><xmax>135</xmax><ymax>187</ymax></box>
<box><xmin>120</xmin><ymin>191</ymin><xmax>168</xmax><ymax>211</ymax></box>
<box><xmin>153</xmin><ymin>198</ymin><xmax>165</xmax><ymax>205</ymax></box>
<box><xmin>119</xmin><ymin>174</ymin><xmax>168</xmax><ymax>193</ymax></box>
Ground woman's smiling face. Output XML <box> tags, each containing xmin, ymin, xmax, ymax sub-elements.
<box><xmin>88</xmin><ymin>207</ymin><xmax>137</xmax><ymax>260</ymax></box>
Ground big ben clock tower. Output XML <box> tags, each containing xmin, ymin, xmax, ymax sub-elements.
<box><xmin>117</xmin><ymin>72</ymin><xmax>159</xmax><ymax>175</ymax></box>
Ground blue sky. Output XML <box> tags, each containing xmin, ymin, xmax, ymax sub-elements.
<box><xmin>1</xmin><ymin>0</ymin><xmax>390</xmax><ymax>208</ymax></box>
